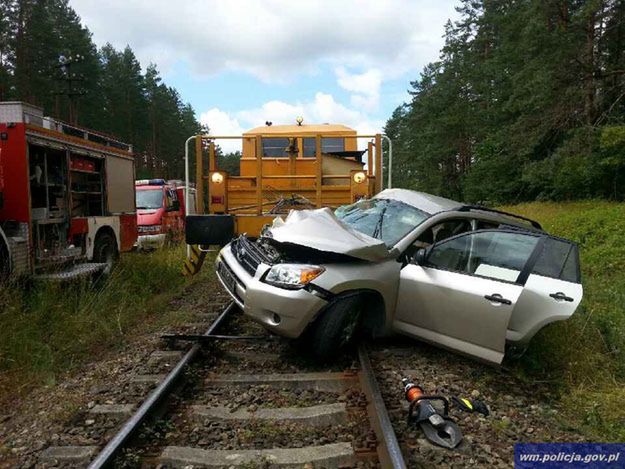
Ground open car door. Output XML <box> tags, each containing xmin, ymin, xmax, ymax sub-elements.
<box><xmin>507</xmin><ymin>236</ymin><xmax>583</xmax><ymax>345</ymax></box>
<box><xmin>393</xmin><ymin>230</ymin><xmax>545</xmax><ymax>364</ymax></box>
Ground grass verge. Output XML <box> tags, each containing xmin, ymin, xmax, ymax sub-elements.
<box><xmin>0</xmin><ymin>245</ymin><xmax>211</xmax><ymax>404</ymax></box>
<box><xmin>500</xmin><ymin>201</ymin><xmax>625</xmax><ymax>441</ymax></box>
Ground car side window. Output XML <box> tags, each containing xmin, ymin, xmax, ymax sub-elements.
<box><xmin>413</xmin><ymin>218</ymin><xmax>473</xmax><ymax>249</ymax></box>
<box><xmin>427</xmin><ymin>231</ymin><xmax>541</xmax><ymax>283</ymax></box>
<box><xmin>532</xmin><ymin>238</ymin><xmax>581</xmax><ymax>283</ymax></box>
<box><xmin>165</xmin><ymin>188</ymin><xmax>177</xmax><ymax>209</ymax></box>
<box><xmin>476</xmin><ymin>220</ymin><xmax>498</xmax><ymax>230</ymax></box>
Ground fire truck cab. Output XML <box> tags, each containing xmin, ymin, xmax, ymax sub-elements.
<box><xmin>135</xmin><ymin>179</ymin><xmax>195</xmax><ymax>250</ymax></box>
<box><xmin>0</xmin><ymin>102</ymin><xmax>137</xmax><ymax>280</ymax></box>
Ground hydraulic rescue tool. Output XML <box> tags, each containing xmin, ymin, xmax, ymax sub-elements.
<box><xmin>402</xmin><ymin>377</ymin><xmax>463</xmax><ymax>449</ymax></box>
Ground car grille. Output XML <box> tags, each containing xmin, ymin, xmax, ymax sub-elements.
<box><xmin>231</xmin><ymin>235</ymin><xmax>274</xmax><ymax>276</ymax></box>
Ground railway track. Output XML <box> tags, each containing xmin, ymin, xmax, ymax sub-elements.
<box><xmin>41</xmin><ymin>299</ymin><xmax>407</xmax><ymax>468</ymax></box>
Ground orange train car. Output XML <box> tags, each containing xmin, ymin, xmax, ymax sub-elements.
<box><xmin>183</xmin><ymin>119</ymin><xmax>390</xmax><ymax>275</ymax></box>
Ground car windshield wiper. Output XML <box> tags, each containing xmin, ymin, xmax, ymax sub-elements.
<box><xmin>372</xmin><ymin>206</ymin><xmax>387</xmax><ymax>240</ymax></box>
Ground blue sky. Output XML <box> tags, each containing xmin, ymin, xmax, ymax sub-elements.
<box><xmin>71</xmin><ymin>0</ymin><xmax>459</xmax><ymax>151</ymax></box>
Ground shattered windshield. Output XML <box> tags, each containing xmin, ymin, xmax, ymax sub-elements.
<box><xmin>136</xmin><ymin>189</ymin><xmax>163</xmax><ymax>209</ymax></box>
<box><xmin>335</xmin><ymin>198</ymin><xmax>428</xmax><ymax>247</ymax></box>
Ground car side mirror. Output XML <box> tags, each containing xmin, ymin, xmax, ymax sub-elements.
<box><xmin>412</xmin><ymin>248</ymin><xmax>428</xmax><ymax>265</ymax></box>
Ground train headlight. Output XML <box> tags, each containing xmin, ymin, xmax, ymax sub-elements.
<box><xmin>353</xmin><ymin>171</ymin><xmax>367</xmax><ymax>184</ymax></box>
<box><xmin>211</xmin><ymin>172</ymin><xmax>224</xmax><ymax>184</ymax></box>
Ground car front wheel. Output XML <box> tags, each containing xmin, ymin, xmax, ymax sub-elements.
<box><xmin>307</xmin><ymin>295</ymin><xmax>363</xmax><ymax>361</ymax></box>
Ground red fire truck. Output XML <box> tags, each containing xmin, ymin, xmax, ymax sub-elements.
<box><xmin>135</xmin><ymin>179</ymin><xmax>195</xmax><ymax>250</ymax></box>
<box><xmin>0</xmin><ymin>102</ymin><xmax>137</xmax><ymax>280</ymax></box>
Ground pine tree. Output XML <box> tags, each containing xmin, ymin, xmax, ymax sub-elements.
<box><xmin>386</xmin><ymin>0</ymin><xmax>625</xmax><ymax>203</ymax></box>
<box><xmin>0</xmin><ymin>1</ymin><xmax>202</xmax><ymax>179</ymax></box>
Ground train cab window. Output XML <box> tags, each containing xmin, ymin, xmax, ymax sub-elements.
<box><xmin>322</xmin><ymin>137</ymin><xmax>344</xmax><ymax>154</ymax></box>
<box><xmin>302</xmin><ymin>137</ymin><xmax>345</xmax><ymax>157</ymax></box>
<box><xmin>262</xmin><ymin>138</ymin><xmax>289</xmax><ymax>157</ymax></box>
<box><xmin>303</xmin><ymin>138</ymin><xmax>316</xmax><ymax>157</ymax></box>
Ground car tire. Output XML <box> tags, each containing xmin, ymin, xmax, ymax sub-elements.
<box><xmin>92</xmin><ymin>231</ymin><xmax>119</xmax><ymax>279</ymax></box>
<box><xmin>307</xmin><ymin>295</ymin><xmax>363</xmax><ymax>361</ymax></box>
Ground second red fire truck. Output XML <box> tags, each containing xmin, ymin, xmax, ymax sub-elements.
<box><xmin>135</xmin><ymin>179</ymin><xmax>195</xmax><ymax>250</ymax></box>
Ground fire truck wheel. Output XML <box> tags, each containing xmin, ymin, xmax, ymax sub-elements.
<box><xmin>93</xmin><ymin>232</ymin><xmax>119</xmax><ymax>278</ymax></box>
<box><xmin>306</xmin><ymin>295</ymin><xmax>363</xmax><ymax>362</ymax></box>
<box><xmin>0</xmin><ymin>240</ymin><xmax>10</xmax><ymax>282</ymax></box>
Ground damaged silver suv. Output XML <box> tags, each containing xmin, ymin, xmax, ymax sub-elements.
<box><xmin>216</xmin><ymin>189</ymin><xmax>582</xmax><ymax>364</ymax></box>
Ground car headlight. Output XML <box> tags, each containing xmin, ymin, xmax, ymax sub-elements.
<box><xmin>264</xmin><ymin>264</ymin><xmax>325</xmax><ymax>289</ymax></box>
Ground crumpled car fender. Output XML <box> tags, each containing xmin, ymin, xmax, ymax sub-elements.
<box><xmin>312</xmin><ymin>258</ymin><xmax>402</xmax><ymax>331</ymax></box>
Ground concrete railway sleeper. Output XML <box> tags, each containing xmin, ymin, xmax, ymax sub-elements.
<box><xmin>42</xmin><ymin>301</ymin><xmax>407</xmax><ymax>469</ymax></box>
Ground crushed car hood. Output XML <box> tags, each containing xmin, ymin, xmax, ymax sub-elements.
<box><xmin>268</xmin><ymin>207</ymin><xmax>390</xmax><ymax>262</ymax></box>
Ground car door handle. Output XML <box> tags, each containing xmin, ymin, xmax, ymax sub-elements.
<box><xmin>550</xmin><ymin>292</ymin><xmax>574</xmax><ymax>302</ymax></box>
<box><xmin>484</xmin><ymin>294</ymin><xmax>512</xmax><ymax>305</ymax></box>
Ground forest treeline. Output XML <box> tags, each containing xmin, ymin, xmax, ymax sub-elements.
<box><xmin>0</xmin><ymin>0</ymin><xmax>201</xmax><ymax>178</ymax></box>
<box><xmin>386</xmin><ymin>0</ymin><xmax>625</xmax><ymax>203</ymax></box>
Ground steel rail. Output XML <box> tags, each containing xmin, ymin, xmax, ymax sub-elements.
<box><xmin>358</xmin><ymin>344</ymin><xmax>407</xmax><ymax>469</ymax></box>
<box><xmin>88</xmin><ymin>302</ymin><xmax>237</xmax><ymax>469</ymax></box>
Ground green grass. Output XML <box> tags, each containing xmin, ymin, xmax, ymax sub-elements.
<box><xmin>0</xmin><ymin>245</ymin><xmax>209</xmax><ymax>401</ymax></box>
<box><xmin>500</xmin><ymin>201</ymin><xmax>625</xmax><ymax>440</ymax></box>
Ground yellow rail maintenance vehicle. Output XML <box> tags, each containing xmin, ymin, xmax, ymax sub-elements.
<box><xmin>182</xmin><ymin>118</ymin><xmax>391</xmax><ymax>275</ymax></box>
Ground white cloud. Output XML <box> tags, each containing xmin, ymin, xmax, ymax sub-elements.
<box><xmin>69</xmin><ymin>1</ymin><xmax>458</xmax><ymax>153</ymax></box>
<box><xmin>199</xmin><ymin>108</ymin><xmax>245</xmax><ymax>153</ymax></box>
<box><xmin>71</xmin><ymin>0</ymin><xmax>457</xmax><ymax>81</ymax></box>
<box><xmin>335</xmin><ymin>67</ymin><xmax>383</xmax><ymax>110</ymax></box>
<box><xmin>200</xmin><ymin>108</ymin><xmax>244</xmax><ymax>136</ymax></box>
<box><xmin>237</xmin><ymin>101</ymin><xmax>305</xmax><ymax>128</ymax></box>
<box><xmin>200</xmin><ymin>92</ymin><xmax>384</xmax><ymax>153</ymax></box>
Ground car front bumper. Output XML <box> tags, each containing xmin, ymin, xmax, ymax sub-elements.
<box><xmin>215</xmin><ymin>244</ymin><xmax>329</xmax><ymax>338</ymax></box>
<box><xmin>135</xmin><ymin>233</ymin><xmax>166</xmax><ymax>250</ymax></box>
